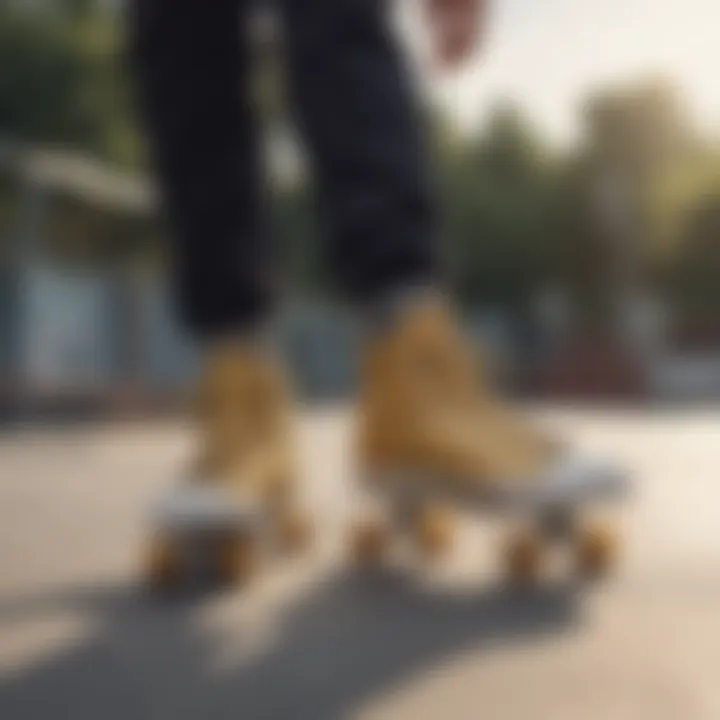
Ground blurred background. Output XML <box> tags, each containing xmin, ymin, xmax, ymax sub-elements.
<box><xmin>2</xmin><ymin>4</ymin><xmax>720</xmax><ymax>719</ymax></box>
<box><xmin>1</xmin><ymin>0</ymin><xmax>719</xmax><ymax>418</ymax></box>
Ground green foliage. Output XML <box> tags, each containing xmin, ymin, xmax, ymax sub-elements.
<box><xmin>0</xmin><ymin>2</ymin><xmax>141</xmax><ymax>167</ymax></box>
<box><xmin>0</xmin><ymin>11</ymin><xmax>90</xmax><ymax>142</ymax></box>
<box><xmin>441</xmin><ymin>104</ymin><xmax>556</xmax><ymax>311</ymax></box>
<box><xmin>275</xmin><ymin>181</ymin><xmax>325</xmax><ymax>294</ymax></box>
<box><xmin>662</xmin><ymin>193</ymin><xmax>720</xmax><ymax>322</ymax></box>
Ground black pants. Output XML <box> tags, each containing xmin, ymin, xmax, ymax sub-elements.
<box><xmin>129</xmin><ymin>0</ymin><xmax>437</xmax><ymax>338</ymax></box>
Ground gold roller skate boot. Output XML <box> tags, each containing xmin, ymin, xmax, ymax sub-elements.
<box><xmin>145</xmin><ymin>342</ymin><xmax>311</xmax><ymax>592</ymax></box>
<box><xmin>352</xmin><ymin>296</ymin><xmax>626</xmax><ymax>582</ymax></box>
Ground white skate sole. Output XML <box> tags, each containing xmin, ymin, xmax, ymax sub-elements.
<box><xmin>361</xmin><ymin>450</ymin><xmax>629</xmax><ymax>514</ymax></box>
<box><xmin>151</xmin><ymin>483</ymin><xmax>265</xmax><ymax>535</ymax></box>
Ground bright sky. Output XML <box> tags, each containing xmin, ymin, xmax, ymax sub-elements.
<box><xmin>425</xmin><ymin>0</ymin><xmax>720</xmax><ymax>143</ymax></box>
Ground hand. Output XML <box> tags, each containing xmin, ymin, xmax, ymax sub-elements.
<box><xmin>424</xmin><ymin>0</ymin><xmax>488</xmax><ymax>69</ymax></box>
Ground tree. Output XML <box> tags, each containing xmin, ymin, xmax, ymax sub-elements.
<box><xmin>0</xmin><ymin>2</ymin><xmax>140</xmax><ymax>167</ymax></box>
<box><xmin>553</xmin><ymin>79</ymin><xmax>701</xmax><ymax>331</ymax></box>
<box><xmin>441</xmin><ymin>102</ymin><xmax>557</xmax><ymax>314</ymax></box>
<box><xmin>663</xmin><ymin>193</ymin><xmax>720</xmax><ymax>326</ymax></box>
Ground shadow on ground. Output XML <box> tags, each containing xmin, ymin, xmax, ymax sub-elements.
<box><xmin>0</xmin><ymin>571</ymin><xmax>581</xmax><ymax>719</ymax></box>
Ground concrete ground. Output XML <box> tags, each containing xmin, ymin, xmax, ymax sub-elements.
<box><xmin>0</xmin><ymin>408</ymin><xmax>719</xmax><ymax>719</ymax></box>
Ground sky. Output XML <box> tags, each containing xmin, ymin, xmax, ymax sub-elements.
<box><xmin>423</xmin><ymin>0</ymin><xmax>720</xmax><ymax>143</ymax></box>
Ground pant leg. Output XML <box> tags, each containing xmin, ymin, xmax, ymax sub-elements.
<box><xmin>128</xmin><ymin>0</ymin><xmax>273</xmax><ymax>338</ymax></box>
<box><xmin>279</xmin><ymin>0</ymin><xmax>439</xmax><ymax>303</ymax></box>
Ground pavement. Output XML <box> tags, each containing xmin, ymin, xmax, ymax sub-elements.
<box><xmin>1</xmin><ymin>407</ymin><xmax>719</xmax><ymax>719</ymax></box>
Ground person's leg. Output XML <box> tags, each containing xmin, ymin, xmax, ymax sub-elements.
<box><xmin>129</xmin><ymin>0</ymin><xmax>308</xmax><ymax>590</ymax></box>
<box><xmin>278</xmin><ymin>0</ymin><xmax>623</xmax><ymax>578</ymax></box>
<box><xmin>129</xmin><ymin>0</ymin><xmax>272</xmax><ymax>338</ymax></box>
<box><xmin>280</xmin><ymin>0</ymin><xmax>439</xmax><ymax>303</ymax></box>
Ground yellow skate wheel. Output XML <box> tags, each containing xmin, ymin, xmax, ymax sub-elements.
<box><xmin>504</xmin><ymin>531</ymin><xmax>544</xmax><ymax>587</ymax></box>
<box><xmin>576</xmin><ymin>522</ymin><xmax>618</xmax><ymax>578</ymax></box>
<box><xmin>412</xmin><ymin>504</ymin><xmax>455</xmax><ymax>561</ymax></box>
<box><xmin>350</xmin><ymin>520</ymin><xmax>391</xmax><ymax>569</ymax></box>
<box><xmin>276</xmin><ymin>509</ymin><xmax>313</xmax><ymax>555</ymax></box>
<box><xmin>145</xmin><ymin>536</ymin><xmax>183</xmax><ymax>592</ymax></box>
<box><xmin>215</xmin><ymin>534</ymin><xmax>257</xmax><ymax>586</ymax></box>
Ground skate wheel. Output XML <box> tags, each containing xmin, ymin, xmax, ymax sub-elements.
<box><xmin>576</xmin><ymin>522</ymin><xmax>617</xmax><ymax>578</ymax></box>
<box><xmin>215</xmin><ymin>534</ymin><xmax>257</xmax><ymax>585</ymax></box>
<box><xmin>145</xmin><ymin>536</ymin><xmax>182</xmax><ymax>591</ymax></box>
<box><xmin>277</xmin><ymin>509</ymin><xmax>313</xmax><ymax>555</ymax></box>
<box><xmin>350</xmin><ymin>520</ymin><xmax>391</xmax><ymax>569</ymax></box>
<box><xmin>504</xmin><ymin>531</ymin><xmax>544</xmax><ymax>587</ymax></box>
<box><xmin>412</xmin><ymin>505</ymin><xmax>455</xmax><ymax>561</ymax></box>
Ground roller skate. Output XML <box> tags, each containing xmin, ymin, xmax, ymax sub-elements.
<box><xmin>350</xmin><ymin>295</ymin><xmax>627</xmax><ymax>585</ymax></box>
<box><xmin>144</xmin><ymin>342</ymin><xmax>312</xmax><ymax>593</ymax></box>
